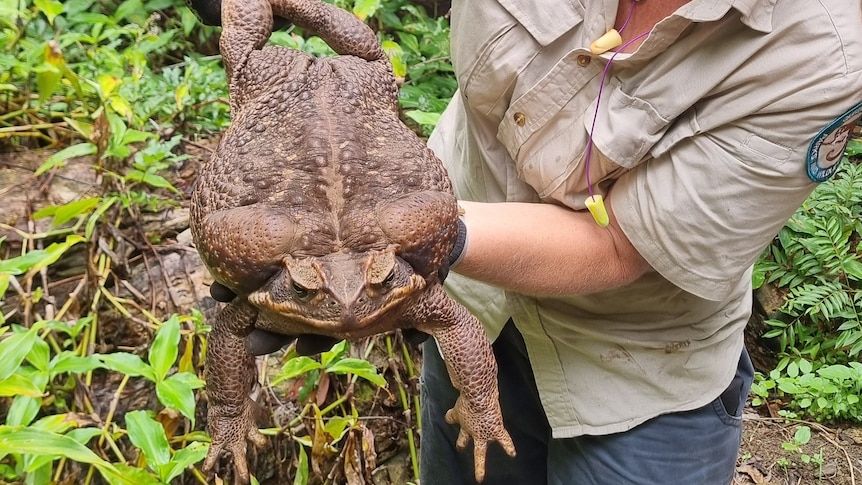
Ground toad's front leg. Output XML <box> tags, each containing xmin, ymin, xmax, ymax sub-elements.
<box><xmin>406</xmin><ymin>285</ymin><xmax>515</xmax><ymax>482</ymax></box>
<box><xmin>202</xmin><ymin>300</ymin><xmax>267</xmax><ymax>485</ymax></box>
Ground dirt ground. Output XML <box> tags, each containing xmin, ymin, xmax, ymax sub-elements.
<box><xmin>736</xmin><ymin>409</ymin><xmax>862</xmax><ymax>485</ymax></box>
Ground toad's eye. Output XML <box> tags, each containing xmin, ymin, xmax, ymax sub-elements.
<box><xmin>382</xmin><ymin>269</ymin><xmax>396</xmax><ymax>286</ymax></box>
<box><xmin>292</xmin><ymin>281</ymin><xmax>314</xmax><ymax>299</ymax></box>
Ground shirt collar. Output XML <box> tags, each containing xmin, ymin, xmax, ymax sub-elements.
<box><xmin>679</xmin><ymin>0</ymin><xmax>778</xmax><ymax>33</ymax></box>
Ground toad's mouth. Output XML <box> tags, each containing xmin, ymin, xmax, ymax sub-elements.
<box><xmin>247</xmin><ymin>274</ymin><xmax>426</xmax><ymax>331</ymax></box>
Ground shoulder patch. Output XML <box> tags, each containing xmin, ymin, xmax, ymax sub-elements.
<box><xmin>807</xmin><ymin>101</ymin><xmax>862</xmax><ymax>182</ymax></box>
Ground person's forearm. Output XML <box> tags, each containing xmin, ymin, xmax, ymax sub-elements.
<box><xmin>454</xmin><ymin>199</ymin><xmax>650</xmax><ymax>297</ymax></box>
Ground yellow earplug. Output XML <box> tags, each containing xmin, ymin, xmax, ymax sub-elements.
<box><xmin>585</xmin><ymin>195</ymin><xmax>610</xmax><ymax>227</ymax></box>
<box><xmin>590</xmin><ymin>29</ymin><xmax>623</xmax><ymax>55</ymax></box>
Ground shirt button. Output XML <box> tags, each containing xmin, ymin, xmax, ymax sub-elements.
<box><xmin>513</xmin><ymin>112</ymin><xmax>526</xmax><ymax>126</ymax></box>
<box><xmin>577</xmin><ymin>55</ymin><xmax>591</xmax><ymax>67</ymax></box>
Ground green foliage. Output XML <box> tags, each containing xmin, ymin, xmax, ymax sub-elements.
<box><xmin>752</xmin><ymin>358</ymin><xmax>862</xmax><ymax>421</ymax></box>
<box><xmin>754</xmin><ymin>151</ymin><xmax>862</xmax><ymax>423</ymax></box>
<box><xmin>271</xmin><ymin>0</ymin><xmax>456</xmax><ymax>135</ymax></box>
<box><xmin>1</xmin><ymin>0</ymin><xmax>228</xmax><ymax>150</ymax></box>
<box><xmin>273</xmin><ymin>340</ymin><xmax>387</xmax><ymax>387</ymax></box>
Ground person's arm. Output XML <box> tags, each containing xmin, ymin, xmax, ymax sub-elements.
<box><xmin>454</xmin><ymin>195</ymin><xmax>651</xmax><ymax>297</ymax></box>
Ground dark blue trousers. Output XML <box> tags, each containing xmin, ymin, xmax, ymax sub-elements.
<box><xmin>419</xmin><ymin>321</ymin><xmax>753</xmax><ymax>485</ymax></box>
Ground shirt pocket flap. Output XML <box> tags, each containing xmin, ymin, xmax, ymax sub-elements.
<box><xmin>498</xmin><ymin>0</ymin><xmax>583</xmax><ymax>46</ymax></box>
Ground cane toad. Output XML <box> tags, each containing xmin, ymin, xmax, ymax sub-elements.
<box><xmin>189</xmin><ymin>0</ymin><xmax>515</xmax><ymax>482</ymax></box>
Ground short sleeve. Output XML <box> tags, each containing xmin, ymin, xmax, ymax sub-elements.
<box><xmin>611</xmin><ymin>124</ymin><xmax>816</xmax><ymax>301</ymax></box>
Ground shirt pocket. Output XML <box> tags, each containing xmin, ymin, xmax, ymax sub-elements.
<box><xmin>453</xmin><ymin>1</ymin><xmax>583</xmax><ymax>119</ymax></box>
<box><xmin>496</xmin><ymin>54</ymin><xmax>614</xmax><ymax>205</ymax></box>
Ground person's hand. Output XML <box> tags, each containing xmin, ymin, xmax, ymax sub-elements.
<box><xmin>209</xmin><ymin>281</ymin><xmax>430</xmax><ymax>352</ymax></box>
<box><xmin>210</xmin><ymin>282</ymin><xmax>339</xmax><ymax>355</ymax></box>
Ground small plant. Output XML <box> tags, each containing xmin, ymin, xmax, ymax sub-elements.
<box><xmin>752</xmin><ymin>357</ymin><xmax>862</xmax><ymax>421</ymax></box>
<box><xmin>753</xmin><ymin>147</ymin><xmax>862</xmax><ymax>422</ymax></box>
<box><xmin>778</xmin><ymin>425</ymin><xmax>825</xmax><ymax>476</ymax></box>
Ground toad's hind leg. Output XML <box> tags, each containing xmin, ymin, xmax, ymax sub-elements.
<box><xmin>202</xmin><ymin>301</ymin><xmax>267</xmax><ymax>485</ymax></box>
<box><xmin>405</xmin><ymin>285</ymin><xmax>515</xmax><ymax>482</ymax></box>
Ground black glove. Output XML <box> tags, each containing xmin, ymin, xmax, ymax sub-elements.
<box><xmin>437</xmin><ymin>217</ymin><xmax>467</xmax><ymax>283</ymax></box>
<box><xmin>211</xmin><ymin>281</ymin><xmax>429</xmax><ymax>351</ymax></box>
<box><xmin>209</xmin><ymin>282</ymin><xmax>338</xmax><ymax>356</ymax></box>
<box><xmin>186</xmin><ymin>0</ymin><xmax>291</xmax><ymax>29</ymax></box>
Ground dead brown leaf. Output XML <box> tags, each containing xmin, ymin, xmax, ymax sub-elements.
<box><xmin>736</xmin><ymin>464</ymin><xmax>774</xmax><ymax>485</ymax></box>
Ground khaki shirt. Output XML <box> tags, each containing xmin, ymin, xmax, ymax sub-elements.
<box><xmin>430</xmin><ymin>0</ymin><xmax>862</xmax><ymax>436</ymax></box>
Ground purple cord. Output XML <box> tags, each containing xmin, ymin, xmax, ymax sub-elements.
<box><xmin>617</xmin><ymin>0</ymin><xmax>638</xmax><ymax>34</ymax></box>
<box><xmin>583</xmin><ymin>29</ymin><xmax>649</xmax><ymax>198</ymax></box>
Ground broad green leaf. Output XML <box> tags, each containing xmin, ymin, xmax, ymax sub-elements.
<box><xmin>776</xmin><ymin>379</ymin><xmax>799</xmax><ymax>394</ymax></box>
<box><xmin>381</xmin><ymin>40</ymin><xmax>406</xmax><ymax>78</ymax></box>
<box><xmin>405</xmin><ymin>110</ymin><xmax>442</xmax><ymax>127</ymax></box>
<box><xmin>798</xmin><ymin>359</ymin><xmax>812</xmax><ymax>375</ymax></box>
<box><xmin>34</xmin><ymin>0</ymin><xmax>63</xmax><ymax>24</ymax></box>
<box><xmin>97</xmin><ymin>74</ymin><xmax>121</xmax><ymax>99</ymax></box>
<box><xmin>63</xmin><ymin>117</ymin><xmax>93</xmax><ymax>140</ymax></box>
<box><xmin>175</xmin><ymin>83</ymin><xmax>190</xmax><ymax>109</ymax></box>
<box><xmin>125</xmin><ymin>169</ymin><xmax>179</xmax><ymax>192</ymax></box>
<box><xmin>817</xmin><ymin>364</ymin><xmax>852</xmax><ymax>381</ymax></box>
<box><xmin>787</xmin><ymin>361</ymin><xmax>799</xmax><ymax>378</ymax></box>
<box><xmin>326</xmin><ymin>358</ymin><xmax>386</xmax><ymax>387</ymax></box>
<box><xmin>352</xmin><ymin>0</ymin><xmax>380</xmax><ymax>20</ymax></box>
<box><xmin>125</xmin><ymin>410</ymin><xmax>171</xmax><ymax>467</ymax></box>
<box><xmin>86</xmin><ymin>196</ymin><xmax>118</xmax><ymax>239</ymax></box>
<box><xmin>0</xmin><ymin>324</ymin><xmax>43</xmax><ymax>381</ymax></box>
<box><xmin>156</xmin><ymin>372</ymin><xmax>203</xmax><ymax>424</ymax></box>
<box><xmin>26</xmin><ymin>236</ymin><xmax>85</xmax><ymax>274</ymax></box>
<box><xmin>794</xmin><ymin>425</ymin><xmax>812</xmax><ymax>445</ymax></box>
<box><xmin>0</xmin><ymin>273</ymin><xmax>8</xmax><ymax>301</ymax></box>
<box><xmin>121</xmin><ymin>129</ymin><xmax>151</xmax><ymax>145</ymax></box>
<box><xmin>31</xmin><ymin>413</ymin><xmax>84</xmax><ymax>434</ymax></box>
<box><xmin>0</xmin><ymin>374</ymin><xmax>43</xmax><ymax>397</ymax></box>
<box><xmin>35</xmin><ymin>143</ymin><xmax>96</xmax><ymax>176</ymax></box>
<box><xmin>397</xmin><ymin>32</ymin><xmax>420</xmax><ymax>55</ymax></box>
<box><xmin>102</xmin><ymin>463</ymin><xmax>161</xmax><ymax>485</ymax></box>
<box><xmin>0</xmin><ymin>426</ymin><xmax>116</xmax><ymax>471</ymax></box>
<box><xmin>109</xmin><ymin>95</ymin><xmax>133</xmax><ymax>119</ymax></box>
<box><xmin>320</xmin><ymin>340</ymin><xmax>347</xmax><ymax>368</ymax></box>
<box><xmin>160</xmin><ymin>441</ymin><xmax>209</xmax><ymax>483</ymax></box>
<box><xmin>751</xmin><ymin>263</ymin><xmax>766</xmax><ymax>289</ymax></box>
<box><xmin>35</xmin><ymin>63</ymin><xmax>62</xmax><ymax>102</ymax></box>
<box><xmin>323</xmin><ymin>416</ymin><xmax>352</xmax><ymax>444</ymax></box>
<box><xmin>179</xmin><ymin>6</ymin><xmax>198</xmax><ymax>36</ymax></box>
<box><xmin>846</xmin><ymin>138</ymin><xmax>862</xmax><ymax>157</ymax></box>
<box><xmin>50</xmin><ymin>352</ymin><xmax>102</xmax><ymax>377</ymax></box>
<box><xmin>293</xmin><ymin>444</ymin><xmax>309</xmax><ymax>485</ymax></box>
<box><xmin>27</xmin><ymin>338</ymin><xmax>50</xmax><ymax>372</ymax></box>
<box><xmin>148</xmin><ymin>316</ymin><xmax>180</xmax><ymax>381</ymax></box>
<box><xmin>114</xmin><ymin>0</ymin><xmax>144</xmax><ymax>22</ymax></box>
<box><xmin>0</xmin><ymin>0</ymin><xmax>19</xmax><ymax>27</ymax></box>
<box><xmin>273</xmin><ymin>356</ymin><xmax>321</xmax><ymax>384</ymax></box>
<box><xmin>843</xmin><ymin>259</ymin><xmax>862</xmax><ymax>281</ymax></box>
<box><xmin>33</xmin><ymin>197</ymin><xmax>101</xmax><ymax>227</ymax></box>
<box><xmin>98</xmin><ymin>352</ymin><xmax>156</xmax><ymax>381</ymax></box>
<box><xmin>67</xmin><ymin>427</ymin><xmax>102</xmax><ymax>445</ymax></box>
<box><xmin>5</xmin><ymin>396</ymin><xmax>41</xmax><ymax>426</ymax></box>
<box><xmin>24</xmin><ymin>461</ymin><xmax>52</xmax><ymax>483</ymax></box>
<box><xmin>45</xmin><ymin>316</ymin><xmax>92</xmax><ymax>339</ymax></box>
